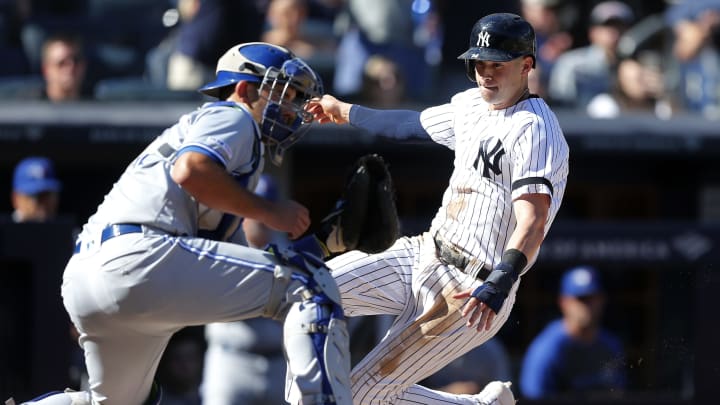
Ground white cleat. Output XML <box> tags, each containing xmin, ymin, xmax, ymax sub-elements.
<box><xmin>6</xmin><ymin>398</ymin><xmax>17</xmax><ymax>405</ymax></box>
<box><xmin>474</xmin><ymin>381</ymin><xmax>516</xmax><ymax>405</ymax></box>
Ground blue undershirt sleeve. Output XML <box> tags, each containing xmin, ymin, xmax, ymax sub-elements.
<box><xmin>349</xmin><ymin>105</ymin><xmax>431</xmax><ymax>141</ymax></box>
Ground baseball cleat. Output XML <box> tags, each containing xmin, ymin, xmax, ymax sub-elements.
<box><xmin>5</xmin><ymin>390</ymin><xmax>63</xmax><ymax>405</ymax></box>
<box><xmin>473</xmin><ymin>381</ymin><xmax>516</xmax><ymax>405</ymax></box>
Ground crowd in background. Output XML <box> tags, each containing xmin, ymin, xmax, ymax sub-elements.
<box><xmin>0</xmin><ymin>0</ymin><xmax>719</xmax><ymax>118</ymax></box>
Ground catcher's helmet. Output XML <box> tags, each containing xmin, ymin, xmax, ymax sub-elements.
<box><xmin>458</xmin><ymin>13</ymin><xmax>536</xmax><ymax>82</ymax></box>
<box><xmin>199</xmin><ymin>42</ymin><xmax>323</xmax><ymax>165</ymax></box>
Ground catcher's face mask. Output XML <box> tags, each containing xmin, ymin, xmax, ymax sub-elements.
<box><xmin>259</xmin><ymin>58</ymin><xmax>324</xmax><ymax>165</ymax></box>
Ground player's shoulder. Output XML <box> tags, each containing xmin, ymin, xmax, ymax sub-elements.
<box><xmin>197</xmin><ymin>101</ymin><xmax>252</xmax><ymax>118</ymax></box>
<box><xmin>516</xmin><ymin>96</ymin><xmax>553</xmax><ymax>113</ymax></box>
<box><xmin>187</xmin><ymin>101</ymin><xmax>255</xmax><ymax>129</ymax></box>
<box><xmin>513</xmin><ymin>97</ymin><xmax>561</xmax><ymax>126</ymax></box>
<box><xmin>450</xmin><ymin>87</ymin><xmax>485</xmax><ymax>105</ymax></box>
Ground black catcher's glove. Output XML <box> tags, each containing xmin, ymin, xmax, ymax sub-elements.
<box><xmin>320</xmin><ymin>154</ymin><xmax>400</xmax><ymax>254</ymax></box>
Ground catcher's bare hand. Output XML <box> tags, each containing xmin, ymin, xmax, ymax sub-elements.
<box><xmin>306</xmin><ymin>95</ymin><xmax>351</xmax><ymax>125</ymax></box>
<box><xmin>266</xmin><ymin>199</ymin><xmax>310</xmax><ymax>240</ymax></box>
<box><xmin>453</xmin><ymin>289</ymin><xmax>497</xmax><ymax>332</ymax></box>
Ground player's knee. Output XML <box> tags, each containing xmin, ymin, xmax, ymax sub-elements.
<box><xmin>284</xmin><ymin>298</ymin><xmax>352</xmax><ymax>405</ymax></box>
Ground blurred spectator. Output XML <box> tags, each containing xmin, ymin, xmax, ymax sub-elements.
<box><xmin>520</xmin><ymin>265</ymin><xmax>626</xmax><ymax>400</ymax></box>
<box><xmin>261</xmin><ymin>0</ymin><xmax>337</xmax><ymax>85</ymax></box>
<box><xmin>10</xmin><ymin>156</ymin><xmax>61</xmax><ymax>223</ymax></box>
<box><xmin>156</xmin><ymin>327</ymin><xmax>205</xmax><ymax>405</ymax></box>
<box><xmin>10</xmin><ymin>155</ymin><xmax>86</xmax><ymax>393</ymax></box>
<box><xmin>200</xmin><ymin>174</ymin><xmax>288</xmax><ymax>405</ymax></box>
<box><xmin>422</xmin><ymin>337</ymin><xmax>512</xmax><ymax>395</ymax></box>
<box><xmin>0</xmin><ymin>0</ymin><xmax>31</xmax><ymax>75</ymax></box>
<box><xmin>665</xmin><ymin>0</ymin><xmax>720</xmax><ymax>118</ymax></box>
<box><xmin>548</xmin><ymin>1</ymin><xmax>635</xmax><ymax>109</ymax></box>
<box><xmin>520</xmin><ymin>0</ymin><xmax>575</xmax><ymax>97</ymax></box>
<box><xmin>359</xmin><ymin>55</ymin><xmax>407</xmax><ymax>107</ymax></box>
<box><xmin>166</xmin><ymin>0</ymin><xmax>264</xmax><ymax>91</ymax></box>
<box><xmin>332</xmin><ymin>0</ymin><xmax>438</xmax><ymax>101</ymax></box>
<box><xmin>306</xmin><ymin>0</ymin><xmax>344</xmax><ymax>21</ymax></box>
<box><xmin>262</xmin><ymin>0</ymin><xmax>314</xmax><ymax>57</ymax></box>
<box><xmin>40</xmin><ymin>33</ymin><xmax>90</xmax><ymax>101</ymax></box>
<box><xmin>586</xmin><ymin>52</ymin><xmax>668</xmax><ymax>118</ymax></box>
<box><xmin>15</xmin><ymin>0</ymin><xmax>87</xmax><ymax>75</ymax></box>
<box><xmin>262</xmin><ymin>0</ymin><xmax>333</xmax><ymax>59</ymax></box>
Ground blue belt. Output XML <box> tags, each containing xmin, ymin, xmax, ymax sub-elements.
<box><xmin>73</xmin><ymin>223</ymin><xmax>143</xmax><ymax>254</ymax></box>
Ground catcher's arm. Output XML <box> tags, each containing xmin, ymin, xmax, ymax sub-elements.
<box><xmin>171</xmin><ymin>150</ymin><xmax>310</xmax><ymax>239</ymax></box>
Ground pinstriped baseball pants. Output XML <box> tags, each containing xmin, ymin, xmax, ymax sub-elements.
<box><xmin>327</xmin><ymin>232</ymin><xmax>519</xmax><ymax>405</ymax></box>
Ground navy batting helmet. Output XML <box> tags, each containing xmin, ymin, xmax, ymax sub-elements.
<box><xmin>458</xmin><ymin>13</ymin><xmax>536</xmax><ymax>82</ymax></box>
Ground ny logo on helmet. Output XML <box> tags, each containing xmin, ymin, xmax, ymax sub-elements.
<box><xmin>476</xmin><ymin>30</ymin><xmax>490</xmax><ymax>47</ymax></box>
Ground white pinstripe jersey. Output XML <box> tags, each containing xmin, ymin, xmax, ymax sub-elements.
<box><xmin>420</xmin><ymin>87</ymin><xmax>569</xmax><ymax>272</ymax></box>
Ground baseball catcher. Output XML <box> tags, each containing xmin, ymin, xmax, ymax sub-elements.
<box><xmin>5</xmin><ymin>42</ymin><xmax>357</xmax><ymax>405</ymax></box>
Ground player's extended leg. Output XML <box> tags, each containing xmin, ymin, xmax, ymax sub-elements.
<box><xmin>7</xmin><ymin>247</ymin><xmax>173</xmax><ymax>405</ymax></box>
<box><xmin>327</xmin><ymin>237</ymin><xmax>417</xmax><ymax>319</ymax></box>
<box><xmin>329</xmin><ymin>233</ymin><xmax>518</xmax><ymax>404</ymax></box>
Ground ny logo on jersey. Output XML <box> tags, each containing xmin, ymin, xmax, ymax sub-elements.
<box><xmin>474</xmin><ymin>138</ymin><xmax>505</xmax><ymax>178</ymax></box>
<box><xmin>476</xmin><ymin>30</ymin><xmax>491</xmax><ymax>47</ymax></box>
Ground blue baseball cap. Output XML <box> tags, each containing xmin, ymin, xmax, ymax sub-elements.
<box><xmin>12</xmin><ymin>157</ymin><xmax>62</xmax><ymax>195</ymax></box>
<box><xmin>560</xmin><ymin>266</ymin><xmax>603</xmax><ymax>297</ymax></box>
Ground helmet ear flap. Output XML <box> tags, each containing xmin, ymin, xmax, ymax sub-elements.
<box><xmin>465</xmin><ymin>59</ymin><xmax>477</xmax><ymax>83</ymax></box>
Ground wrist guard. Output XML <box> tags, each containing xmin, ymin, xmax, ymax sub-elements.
<box><xmin>471</xmin><ymin>249</ymin><xmax>528</xmax><ymax>313</ymax></box>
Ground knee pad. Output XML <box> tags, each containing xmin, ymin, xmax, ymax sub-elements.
<box><xmin>270</xmin><ymin>247</ymin><xmax>351</xmax><ymax>405</ymax></box>
<box><xmin>283</xmin><ymin>295</ymin><xmax>351</xmax><ymax>405</ymax></box>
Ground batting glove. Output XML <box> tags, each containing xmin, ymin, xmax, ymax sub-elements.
<box><xmin>470</xmin><ymin>281</ymin><xmax>507</xmax><ymax>314</ymax></box>
<box><xmin>471</xmin><ymin>249</ymin><xmax>527</xmax><ymax>314</ymax></box>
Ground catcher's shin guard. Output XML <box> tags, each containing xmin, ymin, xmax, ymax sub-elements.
<box><xmin>277</xmin><ymin>249</ymin><xmax>352</xmax><ymax>405</ymax></box>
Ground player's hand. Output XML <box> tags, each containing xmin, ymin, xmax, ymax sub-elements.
<box><xmin>266</xmin><ymin>199</ymin><xmax>310</xmax><ymax>240</ymax></box>
<box><xmin>306</xmin><ymin>95</ymin><xmax>351</xmax><ymax>125</ymax></box>
<box><xmin>453</xmin><ymin>288</ymin><xmax>497</xmax><ymax>332</ymax></box>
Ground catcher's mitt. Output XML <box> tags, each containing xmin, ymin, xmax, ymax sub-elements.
<box><xmin>320</xmin><ymin>154</ymin><xmax>400</xmax><ymax>254</ymax></box>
